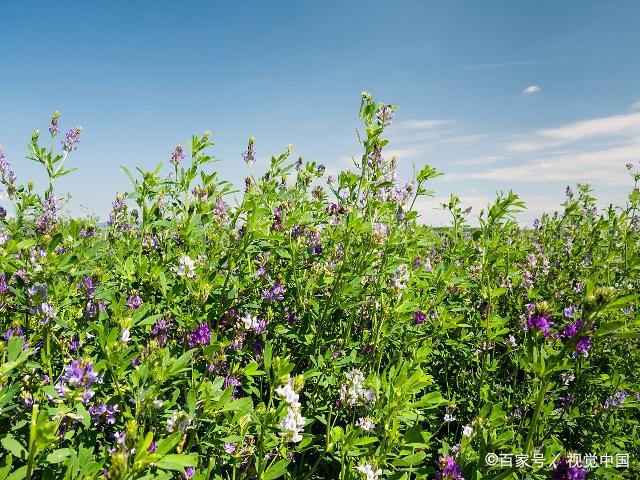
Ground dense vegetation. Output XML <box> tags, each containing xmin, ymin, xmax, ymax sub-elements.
<box><xmin>0</xmin><ymin>93</ymin><xmax>638</xmax><ymax>479</ymax></box>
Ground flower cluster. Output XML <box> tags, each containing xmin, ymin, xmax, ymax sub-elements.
<box><xmin>339</xmin><ymin>368</ymin><xmax>375</xmax><ymax>406</ymax></box>
<box><xmin>435</xmin><ymin>455</ymin><xmax>465</xmax><ymax>480</ymax></box>
<box><xmin>55</xmin><ymin>359</ymin><xmax>101</xmax><ymax>404</ymax></box>
<box><xmin>356</xmin><ymin>463</ymin><xmax>382</xmax><ymax>480</ymax></box>
<box><xmin>276</xmin><ymin>378</ymin><xmax>305</xmax><ymax>443</ymax></box>
<box><xmin>174</xmin><ymin>255</ymin><xmax>197</xmax><ymax>279</ymax></box>
<box><xmin>187</xmin><ymin>323</ymin><xmax>211</xmax><ymax>348</ymax></box>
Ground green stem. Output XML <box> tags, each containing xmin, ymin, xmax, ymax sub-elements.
<box><xmin>25</xmin><ymin>404</ymin><xmax>39</xmax><ymax>480</ymax></box>
<box><xmin>523</xmin><ymin>378</ymin><xmax>549</xmax><ymax>454</ymax></box>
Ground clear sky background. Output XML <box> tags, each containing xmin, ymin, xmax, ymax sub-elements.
<box><xmin>1</xmin><ymin>0</ymin><xmax>639</xmax><ymax>225</ymax></box>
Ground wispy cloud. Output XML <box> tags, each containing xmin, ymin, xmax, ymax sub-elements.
<box><xmin>439</xmin><ymin>134</ymin><xmax>489</xmax><ymax>144</ymax></box>
<box><xmin>414</xmin><ymin>193</ymin><xmax>562</xmax><ymax>227</ymax></box>
<box><xmin>382</xmin><ymin>118</ymin><xmax>456</xmax><ymax>161</ymax></box>
<box><xmin>447</xmin><ymin>143</ymin><xmax>640</xmax><ymax>185</ymax></box>
<box><xmin>466</xmin><ymin>60</ymin><xmax>540</xmax><ymax>70</ymax></box>
<box><xmin>630</xmin><ymin>100</ymin><xmax>640</xmax><ymax>111</ymax></box>
<box><xmin>539</xmin><ymin>112</ymin><xmax>640</xmax><ymax>140</ymax></box>
<box><xmin>523</xmin><ymin>85</ymin><xmax>541</xmax><ymax>95</ymax></box>
<box><xmin>453</xmin><ymin>154</ymin><xmax>510</xmax><ymax>167</ymax></box>
<box><xmin>506</xmin><ymin>111</ymin><xmax>640</xmax><ymax>152</ymax></box>
<box><xmin>443</xmin><ymin>104</ymin><xmax>640</xmax><ymax>187</ymax></box>
<box><xmin>391</xmin><ymin>119</ymin><xmax>454</xmax><ymax>131</ymax></box>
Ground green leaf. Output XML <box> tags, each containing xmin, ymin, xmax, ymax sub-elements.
<box><xmin>393</xmin><ymin>452</ymin><xmax>426</xmax><ymax>467</ymax></box>
<box><xmin>46</xmin><ymin>448</ymin><xmax>72</xmax><ymax>463</ymax></box>
<box><xmin>155</xmin><ymin>433</ymin><xmax>181</xmax><ymax>456</ymax></box>
<box><xmin>156</xmin><ymin>453</ymin><xmax>197</xmax><ymax>471</ymax></box>
<box><xmin>263</xmin><ymin>459</ymin><xmax>290</xmax><ymax>480</ymax></box>
<box><xmin>0</xmin><ymin>437</ymin><xmax>27</xmax><ymax>460</ymax></box>
<box><xmin>6</xmin><ymin>466</ymin><xmax>27</xmax><ymax>480</ymax></box>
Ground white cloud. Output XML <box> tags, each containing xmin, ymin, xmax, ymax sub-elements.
<box><xmin>446</xmin><ymin>143</ymin><xmax>640</xmax><ymax>185</ymax></box>
<box><xmin>413</xmin><ymin>193</ymin><xmax>563</xmax><ymax>227</ymax></box>
<box><xmin>523</xmin><ymin>85</ymin><xmax>541</xmax><ymax>95</ymax></box>
<box><xmin>453</xmin><ymin>155</ymin><xmax>510</xmax><ymax>167</ymax></box>
<box><xmin>538</xmin><ymin>112</ymin><xmax>640</xmax><ymax>141</ymax></box>
<box><xmin>506</xmin><ymin>111</ymin><xmax>640</xmax><ymax>153</ymax></box>
<box><xmin>630</xmin><ymin>100</ymin><xmax>640</xmax><ymax>111</ymax></box>
<box><xmin>390</xmin><ymin>119</ymin><xmax>454</xmax><ymax>131</ymax></box>
<box><xmin>439</xmin><ymin>134</ymin><xmax>489</xmax><ymax>144</ymax></box>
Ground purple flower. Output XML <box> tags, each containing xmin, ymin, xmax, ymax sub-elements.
<box><xmin>151</xmin><ymin>317</ymin><xmax>172</xmax><ymax>347</ymax></box>
<box><xmin>368</xmin><ymin>145</ymin><xmax>383</xmax><ymax>168</ymax></box>
<box><xmin>37</xmin><ymin>301</ymin><xmax>55</xmax><ymax>323</ymax></box>
<box><xmin>214</xmin><ymin>199</ymin><xmax>228</xmax><ymax>222</ymax></box>
<box><xmin>55</xmin><ymin>359</ymin><xmax>101</xmax><ymax>403</ymax></box>
<box><xmin>413</xmin><ymin>311</ymin><xmax>427</xmax><ymax>325</ymax></box>
<box><xmin>550</xmin><ymin>455</ymin><xmax>587</xmax><ymax>480</ymax></box>
<box><xmin>148</xmin><ymin>441</ymin><xmax>157</xmax><ymax>453</ymax></box>
<box><xmin>84</xmin><ymin>299</ymin><xmax>106</xmax><ymax>319</ymax></box>
<box><xmin>80</xmin><ymin>225</ymin><xmax>96</xmax><ymax>238</ymax></box>
<box><xmin>187</xmin><ymin>323</ymin><xmax>211</xmax><ymax>348</ymax></box>
<box><xmin>574</xmin><ymin>336</ymin><xmax>592</xmax><ymax>358</ymax></box>
<box><xmin>604</xmin><ymin>390</ymin><xmax>627</xmax><ymax>410</ymax></box>
<box><xmin>242</xmin><ymin>137</ymin><xmax>256</xmax><ymax>164</ymax></box>
<box><xmin>525</xmin><ymin>314</ymin><xmax>554</xmax><ymax>337</ymax></box>
<box><xmin>0</xmin><ymin>146</ymin><xmax>17</xmax><ymax>188</ymax></box>
<box><xmin>310</xmin><ymin>244</ymin><xmax>323</xmax><ymax>256</ymax></box>
<box><xmin>435</xmin><ymin>455</ymin><xmax>464</xmax><ymax>480</ymax></box>
<box><xmin>224</xmin><ymin>375</ymin><xmax>241</xmax><ymax>399</ymax></box>
<box><xmin>262</xmin><ymin>280</ymin><xmax>286</xmax><ymax>303</ymax></box>
<box><xmin>170</xmin><ymin>144</ymin><xmax>185</xmax><ymax>166</ymax></box>
<box><xmin>376</xmin><ymin>105</ymin><xmax>394</xmax><ymax>127</ymax></box>
<box><xmin>88</xmin><ymin>404</ymin><xmax>119</xmax><ymax>426</ymax></box>
<box><xmin>563</xmin><ymin>306</ymin><xmax>579</xmax><ymax>318</ymax></box>
<box><xmin>126</xmin><ymin>294</ymin><xmax>142</xmax><ymax>310</ymax></box>
<box><xmin>35</xmin><ymin>194</ymin><xmax>60</xmax><ymax>235</ymax></box>
<box><xmin>61</xmin><ymin>127</ymin><xmax>82</xmax><ymax>153</ymax></box>
<box><xmin>223</xmin><ymin>443</ymin><xmax>236</xmax><ymax>454</ymax></box>
<box><xmin>3</xmin><ymin>326</ymin><xmax>25</xmax><ymax>342</ymax></box>
<box><xmin>285</xmin><ymin>309</ymin><xmax>298</xmax><ymax>324</ymax></box>
<box><xmin>182</xmin><ymin>467</ymin><xmax>195</xmax><ymax>480</ymax></box>
<box><xmin>77</xmin><ymin>276</ymin><xmax>95</xmax><ymax>298</ymax></box>
<box><xmin>49</xmin><ymin>111</ymin><xmax>60</xmax><ymax>137</ymax></box>
<box><xmin>69</xmin><ymin>335</ymin><xmax>80</xmax><ymax>352</ymax></box>
<box><xmin>558</xmin><ymin>320</ymin><xmax>582</xmax><ymax>339</ymax></box>
<box><xmin>113</xmin><ymin>431</ymin><xmax>126</xmax><ymax>445</ymax></box>
<box><xmin>13</xmin><ymin>269</ymin><xmax>28</xmax><ymax>284</ymax></box>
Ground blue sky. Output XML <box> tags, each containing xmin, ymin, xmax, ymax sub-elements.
<box><xmin>1</xmin><ymin>0</ymin><xmax>639</xmax><ymax>224</ymax></box>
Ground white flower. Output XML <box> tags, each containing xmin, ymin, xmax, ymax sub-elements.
<box><xmin>356</xmin><ymin>463</ymin><xmax>382</xmax><ymax>480</ymax></box>
<box><xmin>121</xmin><ymin>329</ymin><xmax>130</xmax><ymax>344</ymax></box>
<box><xmin>275</xmin><ymin>382</ymin><xmax>300</xmax><ymax>409</ymax></box>
<box><xmin>560</xmin><ymin>372</ymin><xmax>575</xmax><ymax>385</ymax></box>
<box><xmin>166</xmin><ymin>413</ymin><xmax>178</xmax><ymax>432</ymax></box>
<box><xmin>339</xmin><ymin>368</ymin><xmax>376</xmax><ymax>406</ymax></box>
<box><xmin>462</xmin><ymin>424</ymin><xmax>473</xmax><ymax>437</ymax></box>
<box><xmin>279</xmin><ymin>407</ymin><xmax>305</xmax><ymax>443</ymax></box>
<box><xmin>392</xmin><ymin>264</ymin><xmax>409</xmax><ymax>291</ymax></box>
<box><xmin>174</xmin><ymin>255</ymin><xmax>197</xmax><ymax>279</ymax></box>
<box><xmin>506</xmin><ymin>335</ymin><xmax>517</xmax><ymax>347</ymax></box>
<box><xmin>356</xmin><ymin>417</ymin><xmax>376</xmax><ymax>431</ymax></box>
<box><xmin>240</xmin><ymin>312</ymin><xmax>260</xmax><ymax>331</ymax></box>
